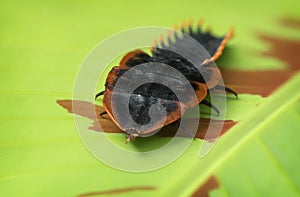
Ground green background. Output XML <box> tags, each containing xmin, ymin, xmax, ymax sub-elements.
<box><xmin>1</xmin><ymin>0</ymin><xmax>300</xmax><ymax>196</ymax></box>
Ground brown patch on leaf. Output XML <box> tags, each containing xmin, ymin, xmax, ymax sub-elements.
<box><xmin>158</xmin><ymin>118</ymin><xmax>236</xmax><ymax>141</ymax></box>
<box><xmin>56</xmin><ymin>99</ymin><xmax>121</xmax><ymax>133</ymax></box>
<box><xmin>258</xmin><ymin>34</ymin><xmax>300</xmax><ymax>71</ymax></box>
<box><xmin>280</xmin><ymin>18</ymin><xmax>300</xmax><ymax>29</ymax></box>
<box><xmin>78</xmin><ymin>186</ymin><xmax>156</xmax><ymax>197</ymax></box>
<box><xmin>57</xmin><ymin>99</ymin><xmax>236</xmax><ymax>140</ymax></box>
<box><xmin>191</xmin><ymin>176</ymin><xmax>219</xmax><ymax>197</ymax></box>
<box><xmin>221</xmin><ymin>69</ymin><xmax>294</xmax><ymax>97</ymax></box>
<box><xmin>221</xmin><ymin>17</ymin><xmax>300</xmax><ymax>97</ymax></box>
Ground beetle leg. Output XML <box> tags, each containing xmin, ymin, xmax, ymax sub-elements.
<box><xmin>214</xmin><ymin>85</ymin><xmax>238</xmax><ymax>99</ymax></box>
<box><xmin>99</xmin><ymin>111</ymin><xmax>107</xmax><ymax>117</ymax></box>
<box><xmin>95</xmin><ymin>90</ymin><xmax>105</xmax><ymax>100</ymax></box>
<box><xmin>200</xmin><ymin>100</ymin><xmax>220</xmax><ymax>116</ymax></box>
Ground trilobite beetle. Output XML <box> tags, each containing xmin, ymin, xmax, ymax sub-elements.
<box><xmin>95</xmin><ymin>20</ymin><xmax>237</xmax><ymax>143</ymax></box>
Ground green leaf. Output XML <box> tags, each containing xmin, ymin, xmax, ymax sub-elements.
<box><xmin>1</xmin><ymin>0</ymin><xmax>300</xmax><ymax>196</ymax></box>
<box><xmin>179</xmin><ymin>73</ymin><xmax>300</xmax><ymax>197</ymax></box>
